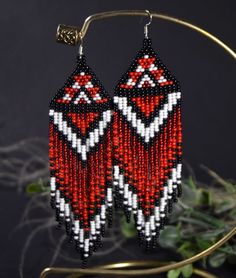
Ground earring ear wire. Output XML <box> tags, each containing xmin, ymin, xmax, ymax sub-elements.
<box><xmin>78</xmin><ymin>37</ymin><xmax>84</xmax><ymax>56</ymax></box>
<box><xmin>144</xmin><ymin>10</ymin><xmax>153</xmax><ymax>38</ymax></box>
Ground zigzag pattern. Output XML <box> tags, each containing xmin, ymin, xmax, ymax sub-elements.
<box><xmin>49</xmin><ymin>38</ymin><xmax>183</xmax><ymax>257</ymax></box>
<box><xmin>113</xmin><ymin>38</ymin><xmax>183</xmax><ymax>248</ymax></box>
<box><xmin>49</xmin><ymin>56</ymin><xmax>112</xmax><ymax>260</ymax></box>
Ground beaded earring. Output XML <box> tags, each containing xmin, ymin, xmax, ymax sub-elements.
<box><xmin>49</xmin><ymin>43</ymin><xmax>113</xmax><ymax>260</ymax></box>
<box><xmin>113</xmin><ymin>12</ymin><xmax>183</xmax><ymax>249</ymax></box>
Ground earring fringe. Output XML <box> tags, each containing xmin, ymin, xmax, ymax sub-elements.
<box><xmin>49</xmin><ymin>55</ymin><xmax>113</xmax><ymax>259</ymax></box>
<box><xmin>113</xmin><ymin>38</ymin><xmax>183</xmax><ymax>249</ymax></box>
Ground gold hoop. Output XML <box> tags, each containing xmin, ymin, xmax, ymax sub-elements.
<box><xmin>56</xmin><ymin>10</ymin><xmax>236</xmax><ymax>59</ymax></box>
<box><xmin>41</xmin><ymin>10</ymin><xmax>236</xmax><ymax>278</ymax></box>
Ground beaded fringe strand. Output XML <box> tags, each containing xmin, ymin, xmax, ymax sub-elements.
<box><xmin>113</xmin><ymin>38</ymin><xmax>182</xmax><ymax>250</ymax></box>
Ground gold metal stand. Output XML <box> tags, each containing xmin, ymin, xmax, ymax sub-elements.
<box><xmin>40</xmin><ymin>227</ymin><xmax>236</xmax><ymax>277</ymax></box>
<box><xmin>56</xmin><ymin>10</ymin><xmax>236</xmax><ymax>59</ymax></box>
<box><xmin>41</xmin><ymin>10</ymin><xmax>236</xmax><ymax>277</ymax></box>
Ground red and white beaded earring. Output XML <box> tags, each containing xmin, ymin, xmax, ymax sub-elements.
<box><xmin>113</xmin><ymin>11</ymin><xmax>183</xmax><ymax>249</ymax></box>
<box><xmin>49</xmin><ymin>42</ymin><xmax>113</xmax><ymax>260</ymax></box>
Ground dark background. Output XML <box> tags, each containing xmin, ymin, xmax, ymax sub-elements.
<box><xmin>0</xmin><ymin>0</ymin><xmax>235</xmax><ymax>277</ymax></box>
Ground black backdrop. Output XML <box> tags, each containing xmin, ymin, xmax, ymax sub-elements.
<box><xmin>0</xmin><ymin>0</ymin><xmax>235</xmax><ymax>277</ymax></box>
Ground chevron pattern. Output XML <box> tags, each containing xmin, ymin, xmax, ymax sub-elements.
<box><xmin>49</xmin><ymin>38</ymin><xmax>183</xmax><ymax>258</ymax></box>
<box><xmin>113</xmin><ymin>38</ymin><xmax>183</xmax><ymax>248</ymax></box>
<box><xmin>49</xmin><ymin>56</ymin><xmax>112</xmax><ymax>259</ymax></box>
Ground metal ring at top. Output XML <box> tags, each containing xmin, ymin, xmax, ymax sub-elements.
<box><xmin>55</xmin><ymin>10</ymin><xmax>236</xmax><ymax>59</ymax></box>
<box><xmin>144</xmin><ymin>10</ymin><xmax>153</xmax><ymax>38</ymax></box>
<box><xmin>145</xmin><ymin>10</ymin><xmax>153</xmax><ymax>26</ymax></box>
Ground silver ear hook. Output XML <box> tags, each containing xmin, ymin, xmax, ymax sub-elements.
<box><xmin>78</xmin><ymin>36</ymin><xmax>84</xmax><ymax>56</ymax></box>
<box><xmin>144</xmin><ymin>10</ymin><xmax>153</xmax><ymax>38</ymax></box>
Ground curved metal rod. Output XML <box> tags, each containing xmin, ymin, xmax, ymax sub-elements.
<box><xmin>40</xmin><ymin>227</ymin><xmax>236</xmax><ymax>277</ymax></box>
<box><xmin>78</xmin><ymin>10</ymin><xmax>236</xmax><ymax>59</ymax></box>
<box><xmin>64</xmin><ymin>261</ymin><xmax>218</xmax><ymax>278</ymax></box>
<box><xmin>42</xmin><ymin>10</ymin><xmax>236</xmax><ymax>278</ymax></box>
<box><xmin>98</xmin><ymin>261</ymin><xmax>218</xmax><ymax>278</ymax></box>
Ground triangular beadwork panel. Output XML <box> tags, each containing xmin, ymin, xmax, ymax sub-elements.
<box><xmin>113</xmin><ymin>38</ymin><xmax>183</xmax><ymax>247</ymax></box>
<box><xmin>49</xmin><ymin>55</ymin><xmax>113</xmax><ymax>259</ymax></box>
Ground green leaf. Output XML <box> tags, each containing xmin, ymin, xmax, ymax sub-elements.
<box><xmin>229</xmin><ymin>208</ymin><xmax>236</xmax><ymax>220</ymax></box>
<box><xmin>190</xmin><ymin>210</ymin><xmax>225</xmax><ymax>228</ymax></box>
<box><xmin>26</xmin><ymin>182</ymin><xmax>49</xmax><ymax>194</ymax></box>
<box><xmin>177</xmin><ymin>242</ymin><xmax>196</xmax><ymax>258</ymax></box>
<box><xmin>227</xmin><ymin>246</ymin><xmax>236</xmax><ymax>264</ymax></box>
<box><xmin>120</xmin><ymin>217</ymin><xmax>137</xmax><ymax>238</ymax></box>
<box><xmin>223</xmin><ymin>181</ymin><xmax>236</xmax><ymax>194</ymax></box>
<box><xmin>215</xmin><ymin>200</ymin><xmax>236</xmax><ymax>214</ymax></box>
<box><xmin>178</xmin><ymin>216</ymin><xmax>212</xmax><ymax>229</ymax></box>
<box><xmin>208</xmin><ymin>251</ymin><xmax>226</xmax><ymax>268</ymax></box>
<box><xmin>180</xmin><ymin>264</ymin><xmax>193</xmax><ymax>278</ymax></box>
<box><xmin>187</xmin><ymin>176</ymin><xmax>197</xmax><ymax>190</ymax></box>
<box><xmin>196</xmin><ymin>238</ymin><xmax>212</xmax><ymax>251</ymax></box>
<box><xmin>169</xmin><ymin>204</ymin><xmax>184</xmax><ymax>223</ymax></box>
<box><xmin>201</xmin><ymin>166</ymin><xmax>236</xmax><ymax>193</ymax></box>
<box><xmin>167</xmin><ymin>269</ymin><xmax>181</xmax><ymax>278</ymax></box>
<box><xmin>181</xmin><ymin>183</ymin><xmax>197</xmax><ymax>206</ymax></box>
<box><xmin>200</xmin><ymin>229</ymin><xmax>225</xmax><ymax>240</ymax></box>
<box><xmin>159</xmin><ymin>226</ymin><xmax>180</xmax><ymax>248</ymax></box>
<box><xmin>219</xmin><ymin>245</ymin><xmax>236</xmax><ymax>256</ymax></box>
<box><xmin>196</xmin><ymin>189</ymin><xmax>212</xmax><ymax>206</ymax></box>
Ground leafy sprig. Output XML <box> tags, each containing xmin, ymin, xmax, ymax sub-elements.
<box><xmin>121</xmin><ymin>167</ymin><xmax>236</xmax><ymax>277</ymax></box>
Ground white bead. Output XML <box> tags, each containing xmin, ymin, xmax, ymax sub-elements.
<box><xmin>127</xmin><ymin>106</ymin><xmax>132</xmax><ymax>121</ymax></box>
<box><xmin>60</xmin><ymin>198</ymin><xmax>65</xmax><ymax>210</ymax></box>
<box><xmin>67</xmin><ymin>127</ymin><xmax>72</xmax><ymax>141</ymax></box>
<box><xmin>124</xmin><ymin>184</ymin><xmax>129</xmax><ymax>199</ymax></box>
<box><xmin>119</xmin><ymin>174</ymin><xmax>124</xmax><ymax>189</ymax></box>
<box><xmin>65</xmin><ymin>204</ymin><xmax>70</xmax><ymax>217</ymax></box>
<box><xmin>95</xmin><ymin>213</ymin><xmax>101</xmax><ymax>222</ymax></box>
<box><xmin>62</xmin><ymin>121</ymin><xmax>67</xmax><ymax>135</ymax></box>
<box><xmin>132</xmin><ymin>194</ymin><xmax>137</xmax><ymax>209</ymax></box>
<box><xmin>89</xmin><ymin>132</ymin><xmax>95</xmax><ymax>147</ymax></box>
<box><xmin>114</xmin><ymin>166</ymin><xmax>119</xmax><ymax>178</ymax></box>
<box><xmin>177</xmin><ymin>92</ymin><xmax>181</xmax><ymax>99</ymax></box>
<box><xmin>77</xmin><ymin>138</ymin><xmax>82</xmax><ymax>153</ymax></box>
<box><xmin>94</xmin><ymin>129</ymin><xmax>99</xmax><ymax>143</ymax></box>
<box><xmin>74</xmin><ymin>220</ymin><xmax>80</xmax><ymax>232</ymax></box>
<box><xmin>101</xmin><ymin>205</ymin><xmax>106</xmax><ymax>215</ymax></box>
<box><xmin>155</xmin><ymin>206</ymin><xmax>160</xmax><ymax>221</ymax></box>
<box><xmin>106</xmin><ymin>110</ymin><xmax>111</xmax><ymax>122</ymax></box>
<box><xmin>56</xmin><ymin>190</ymin><xmax>60</xmax><ymax>202</ymax></box>
<box><xmin>131</xmin><ymin>113</ymin><xmax>137</xmax><ymax>127</ymax></box>
<box><xmin>79</xmin><ymin>229</ymin><xmax>84</xmax><ymax>242</ymax></box>
<box><xmin>58</xmin><ymin>113</ymin><xmax>63</xmax><ymax>131</ymax></box>
<box><xmin>128</xmin><ymin>191</ymin><xmax>132</xmax><ymax>207</ymax></box>
<box><xmin>118</xmin><ymin>98</ymin><xmax>123</xmax><ymax>110</ymax></box>
<box><xmin>72</xmin><ymin>133</ymin><xmax>77</xmax><ymax>148</ymax></box>
<box><xmin>145</xmin><ymin>222</ymin><xmax>150</xmax><ymax>236</ymax></box>
<box><xmin>50</xmin><ymin>177</ymin><xmax>56</xmax><ymax>190</ymax></box>
<box><xmin>81</xmin><ymin>145</ymin><xmax>87</xmax><ymax>161</ymax></box>
<box><xmin>49</xmin><ymin>109</ymin><xmax>54</xmax><ymax>116</ymax></box>
<box><xmin>107</xmin><ymin>188</ymin><xmax>112</xmax><ymax>202</ymax></box>
<box><xmin>145</xmin><ymin>127</ymin><xmax>150</xmax><ymax>143</ymax></box>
